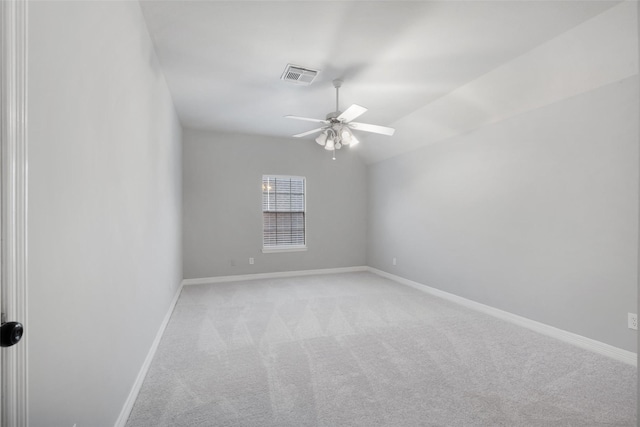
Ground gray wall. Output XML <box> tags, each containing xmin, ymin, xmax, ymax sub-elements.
<box><xmin>28</xmin><ymin>2</ymin><xmax>182</xmax><ymax>426</ymax></box>
<box><xmin>183</xmin><ymin>129</ymin><xmax>367</xmax><ymax>279</ymax></box>
<box><xmin>367</xmin><ymin>75</ymin><xmax>638</xmax><ymax>353</ymax></box>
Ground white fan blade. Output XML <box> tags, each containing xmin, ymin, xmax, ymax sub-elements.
<box><xmin>349</xmin><ymin>121</ymin><xmax>396</xmax><ymax>136</ymax></box>
<box><xmin>285</xmin><ymin>115</ymin><xmax>328</xmax><ymax>124</ymax></box>
<box><xmin>337</xmin><ymin>104</ymin><xmax>367</xmax><ymax>123</ymax></box>
<box><xmin>293</xmin><ymin>127</ymin><xmax>325</xmax><ymax>138</ymax></box>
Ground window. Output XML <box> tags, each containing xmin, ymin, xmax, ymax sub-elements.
<box><xmin>262</xmin><ymin>175</ymin><xmax>306</xmax><ymax>252</ymax></box>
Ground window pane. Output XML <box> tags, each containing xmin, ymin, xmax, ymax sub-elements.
<box><xmin>275</xmin><ymin>178</ymin><xmax>290</xmax><ymax>193</ymax></box>
<box><xmin>263</xmin><ymin>212</ymin><xmax>277</xmax><ymax>231</ymax></box>
<box><xmin>290</xmin><ymin>179</ymin><xmax>304</xmax><ymax>193</ymax></box>
<box><xmin>262</xmin><ymin>176</ymin><xmax>306</xmax><ymax>248</ymax></box>
<box><xmin>275</xmin><ymin>194</ymin><xmax>291</xmax><ymax>211</ymax></box>
<box><xmin>291</xmin><ymin>194</ymin><xmax>304</xmax><ymax>211</ymax></box>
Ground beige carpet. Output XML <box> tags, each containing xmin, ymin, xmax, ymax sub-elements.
<box><xmin>126</xmin><ymin>272</ymin><xmax>637</xmax><ymax>426</ymax></box>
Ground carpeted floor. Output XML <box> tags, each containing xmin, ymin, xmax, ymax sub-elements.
<box><xmin>125</xmin><ymin>272</ymin><xmax>637</xmax><ymax>426</ymax></box>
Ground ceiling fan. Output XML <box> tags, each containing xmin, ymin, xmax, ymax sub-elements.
<box><xmin>285</xmin><ymin>79</ymin><xmax>395</xmax><ymax>158</ymax></box>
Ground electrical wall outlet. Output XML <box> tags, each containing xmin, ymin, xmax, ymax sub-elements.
<box><xmin>229</xmin><ymin>259</ymin><xmax>236</xmax><ymax>267</ymax></box>
<box><xmin>628</xmin><ymin>313</ymin><xmax>637</xmax><ymax>330</ymax></box>
<box><xmin>392</xmin><ymin>257</ymin><xmax>397</xmax><ymax>266</ymax></box>
<box><xmin>249</xmin><ymin>257</ymin><xmax>254</xmax><ymax>265</ymax></box>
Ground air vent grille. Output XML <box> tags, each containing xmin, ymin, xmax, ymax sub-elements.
<box><xmin>281</xmin><ymin>64</ymin><xmax>319</xmax><ymax>86</ymax></box>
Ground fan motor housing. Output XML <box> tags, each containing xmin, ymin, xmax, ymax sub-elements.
<box><xmin>326</xmin><ymin>111</ymin><xmax>342</xmax><ymax>121</ymax></box>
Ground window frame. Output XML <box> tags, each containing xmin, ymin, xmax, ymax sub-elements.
<box><xmin>261</xmin><ymin>174</ymin><xmax>308</xmax><ymax>253</ymax></box>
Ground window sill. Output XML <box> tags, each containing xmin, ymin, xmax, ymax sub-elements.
<box><xmin>262</xmin><ymin>246</ymin><xmax>308</xmax><ymax>254</ymax></box>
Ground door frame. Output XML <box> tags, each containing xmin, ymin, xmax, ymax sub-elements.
<box><xmin>1</xmin><ymin>0</ymin><xmax>29</xmax><ymax>425</ymax></box>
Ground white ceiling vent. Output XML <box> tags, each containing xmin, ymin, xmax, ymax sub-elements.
<box><xmin>281</xmin><ymin>64</ymin><xmax>319</xmax><ymax>86</ymax></box>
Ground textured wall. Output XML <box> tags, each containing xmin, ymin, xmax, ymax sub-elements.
<box><xmin>182</xmin><ymin>129</ymin><xmax>367</xmax><ymax>279</ymax></box>
<box><xmin>28</xmin><ymin>2</ymin><xmax>182</xmax><ymax>425</ymax></box>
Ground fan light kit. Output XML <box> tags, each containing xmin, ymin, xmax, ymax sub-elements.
<box><xmin>285</xmin><ymin>79</ymin><xmax>395</xmax><ymax>159</ymax></box>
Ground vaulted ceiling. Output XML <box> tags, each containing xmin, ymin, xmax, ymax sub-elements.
<box><xmin>139</xmin><ymin>1</ymin><xmax>622</xmax><ymax>163</ymax></box>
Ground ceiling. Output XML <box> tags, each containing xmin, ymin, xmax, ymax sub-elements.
<box><xmin>139</xmin><ymin>1</ymin><xmax>620</xmax><ymax>163</ymax></box>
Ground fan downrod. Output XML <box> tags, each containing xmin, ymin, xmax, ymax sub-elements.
<box><xmin>328</xmin><ymin>79</ymin><xmax>344</xmax><ymax>119</ymax></box>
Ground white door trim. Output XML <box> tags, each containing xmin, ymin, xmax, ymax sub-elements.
<box><xmin>1</xmin><ymin>0</ymin><xmax>29</xmax><ymax>425</ymax></box>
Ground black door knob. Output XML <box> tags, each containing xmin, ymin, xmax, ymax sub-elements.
<box><xmin>1</xmin><ymin>321</ymin><xmax>24</xmax><ymax>347</ymax></box>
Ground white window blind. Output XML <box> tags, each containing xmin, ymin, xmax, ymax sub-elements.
<box><xmin>262</xmin><ymin>176</ymin><xmax>306</xmax><ymax>250</ymax></box>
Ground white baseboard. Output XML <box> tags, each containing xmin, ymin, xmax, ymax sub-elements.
<box><xmin>368</xmin><ymin>267</ymin><xmax>637</xmax><ymax>367</ymax></box>
<box><xmin>181</xmin><ymin>265</ymin><xmax>369</xmax><ymax>286</ymax></box>
<box><xmin>114</xmin><ymin>282</ymin><xmax>184</xmax><ymax>427</ymax></box>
